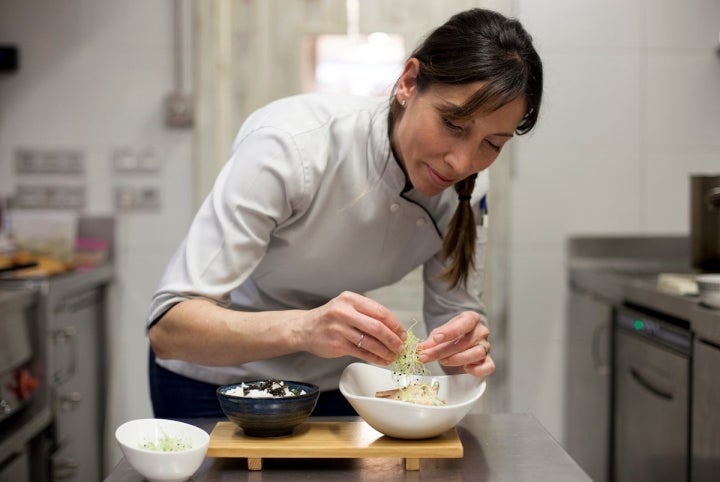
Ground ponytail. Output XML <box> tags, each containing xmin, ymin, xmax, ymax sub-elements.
<box><xmin>440</xmin><ymin>174</ymin><xmax>478</xmax><ymax>289</ymax></box>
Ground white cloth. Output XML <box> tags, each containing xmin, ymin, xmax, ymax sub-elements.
<box><xmin>148</xmin><ymin>93</ymin><xmax>489</xmax><ymax>390</ymax></box>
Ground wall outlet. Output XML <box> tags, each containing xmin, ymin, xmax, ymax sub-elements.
<box><xmin>111</xmin><ymin>147</ymin><xmax>161</xmax><ymax>173</ymax></box>
<box><xmin>15</xmin><ymin>148</ymin><xmax>84</xmax><ymax>174</ymax></box>
<box><xmin>164</xmin><ymin>91</ymin><xmax>193</xmax><ymax>128</ymax></box>
<box><xmin>114</xmin><ymin>186</ymin><xmax>160</xmax><ymax>211</ymax></box>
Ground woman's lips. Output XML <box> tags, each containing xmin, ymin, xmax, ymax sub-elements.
<box><xmin>428</xmin><ymin>166</ymin><xmax>455</xmax><ymax>188</ymax></box>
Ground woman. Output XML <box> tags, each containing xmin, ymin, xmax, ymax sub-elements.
<box><xmin>147</xmin><ymin>7</ymin><xmax>543</xmax><ymax>417</ymax></box>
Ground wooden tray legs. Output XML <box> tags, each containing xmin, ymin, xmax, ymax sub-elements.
<box><xmin>246</xmin><ymin>457</ymin><xmax>421</xmax><ymax>471</ymax></box>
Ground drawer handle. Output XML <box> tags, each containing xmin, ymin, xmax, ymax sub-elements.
<box><xmin>52</xmin><ymin>326</ymin><xmax>77</xmax><ymax>383</ymax></box>
<box><xmin>59</xmin><ymin>391</ymin><xmax>82</xmax><ymax>412</ymax></box>
<box><xmin>53</xmin><ymin>457</ymin><xmax>79</xmax><ymax>479</ymax></box>
<box><xmin>591</xmin><ymin>322</ymin><xmax>610</xmax><ymax>375</ymax></box>
<box><xmin>629</xmin><ymin>367</ymin><xmax>673</xmax><ymax>400</ymax></box>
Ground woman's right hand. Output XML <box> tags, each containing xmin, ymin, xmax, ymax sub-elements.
<box><xmin>300</xmin><ymin>291</ymin><xmax>407</xmax><ymax>365</ymax></box>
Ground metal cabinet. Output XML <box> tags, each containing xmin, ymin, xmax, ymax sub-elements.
<box><xmin>692</xmin><ymin>339</ymin><xmax>720</xmax><ymax>481</ymax></box>
<box><xmin>0</xmin><ymin>266</ymin><xmax>112</xmax><ymax>482</ymax></box>
<box><xmin>613</xmin><ymin>310</ymin><xmax>691</xmax><ymax>482</ymax></box>
<box><xmin>564</xmin><ymin>283</ymin><xmax>614</xmax><ymax>482</ymax></box>
<box><xmin>49</xmin><ymin>287</ymin><xmax>104</xmax><ymax>481</ymax></box>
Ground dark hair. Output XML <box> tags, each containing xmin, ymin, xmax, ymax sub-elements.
<box><xmin>389</xmin><ymin>8</ymin><xmax>543</xmax><ymax>289</ymax></box>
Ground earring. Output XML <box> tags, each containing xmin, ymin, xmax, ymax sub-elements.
<box><xmin>400</xmin><ymin>99</ymin><xmax>406</xmax><ymax>107</ymax></box>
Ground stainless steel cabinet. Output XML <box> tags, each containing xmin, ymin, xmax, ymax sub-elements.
<box><xmin>613</xmin><ymin>328</ymin><xmax>690</xmax><ymax>482</ymax></box>
<box><xmin>692</xmin><ymin>339</ymin><xmax>720</xmax><ymax>481</ymax></box>
<box><xmin>49</xmin><ymin>288</ymin><xmax>104</xmax><ymax>482</ymax></box>
<box><xmin>564</xmin><ymin>284</ymin><xmax>613</xmax><ymax>482</ymax></box>
<box><xmin>0</xmin><ymin>266</ymin><xmax>112</xmax><ymax>482</ymax></box>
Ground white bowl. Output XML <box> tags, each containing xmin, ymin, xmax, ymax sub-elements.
<box><xmin>115</xmin><ymin>418</ymin><xmax>209</xmax><ymax>482</ymax></box>
<box><xmin>696</xmin><ymin>274</ymin><xmax>720</xmax><ymax>309</ymax></box>
<box><xmin>339</xmin><ymin>362</ymin><xmax>486</xmax><ymax>439</ymax></box>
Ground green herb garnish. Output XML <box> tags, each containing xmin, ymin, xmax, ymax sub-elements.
<box><xmin>392</xmin><ymin>319</ymin><xmax>428</xmax><ymax>383</ymax></box>
<box><xmin>140</xmin><ymin>431</ymin><xmax>191</xmax><ymax>452</ymax></box>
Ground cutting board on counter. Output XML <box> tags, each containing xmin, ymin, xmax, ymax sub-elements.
<box><xmin>207</xmin><ymin>420</ymin><xmax>463</xmax><ymax>471</ymax></box>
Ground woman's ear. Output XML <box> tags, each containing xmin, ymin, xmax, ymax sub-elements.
<box><xmin>396</xmin><ymin>58</ymin><xmax>420</xmax><ymax>103</ymax></box>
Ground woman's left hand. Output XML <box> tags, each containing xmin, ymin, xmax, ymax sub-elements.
<box><xmin>417</xmin><ymin>311</ymin><xmax>494</xmax><ymax>377</ymax></box>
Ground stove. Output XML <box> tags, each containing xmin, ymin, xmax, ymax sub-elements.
<box><xmin>0</xmin><ymin>287</ymin><xmax>52</xmax><ymax>481</ymax></box>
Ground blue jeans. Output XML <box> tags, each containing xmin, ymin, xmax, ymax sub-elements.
<box><xmin>148</xmin><ymin>349</ymin><xmax>356</xmax><ymax>418</ymax></box>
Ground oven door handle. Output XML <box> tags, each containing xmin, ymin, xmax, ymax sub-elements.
<box><xmin>629</xmin><ymin>366</ymin><xmax>673</xmax><ymax>400</ymax></box>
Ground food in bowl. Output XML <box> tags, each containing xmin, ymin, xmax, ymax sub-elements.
<box><xmin>373</xmin><ymin>319</ymin><xmax>446</xmax><ymax>407</ymax></box>
<box><xmin>340</xmin><ymin>362</ymin><xmax>486</xmax><ymax>439</ymax></box>
<box><xmin>139</xmin><ymin>431</ymin><xmax>192</xmax><ymax>452</ymax></box>
<box><xmin>217</xmin><ymin>380</ymin><xmax>319</xmax><ymax>437</ymax></box>
<box><xmin>376</xmin><ymin>381</ymin><xmax>445</xmax><ymax>406</ymax></box>
<box><xmin>223</xmin><ymin>379</ymin><xmax>309</xmax><ymax>398</ymax></box>
<box><xmin>391</xmin><ymin>320</ymin><xmax>428</xmax><ymax>380</ymax></box>
<box><xmin>115</xmin><ymin>418</ymin><xmax>209</xmax><ymax>482</ymax></box>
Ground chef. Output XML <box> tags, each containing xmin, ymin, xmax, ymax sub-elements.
<box><xmin>146</xmin><ymin>7</ymin><xmax>543</xmax><ymax>417</ymax></box>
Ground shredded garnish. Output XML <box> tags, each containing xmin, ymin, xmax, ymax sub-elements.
<box><xmin>140</xmin><ymin>431</ymin><xmax>191</xmax><ymax>452</ymax></box>
<box><xmin>392</xmin><ymin>319</ymin><xmax>428</xmax><ymax>383</ymax></box>
<box><xmin>381</xmin><ymin>319</ymin><xmax>446</xmax><ymax>406</ymax></box>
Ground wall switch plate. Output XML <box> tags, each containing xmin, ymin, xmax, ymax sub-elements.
<box><xmin>15</xmin><ymin>148</ymin><xmax>84</xmax><ymax>174</ymax></box>
<box><xmin>111</xmin><ymin>147</ymin><xmax>161</xmax><ymax>174</ymax></box>
<box><xmin>114</xmin><ymin>186</ymin><xmax>160</xmax><ymax>211</ymax></box>
<box><xmin>164</xmin><ymin>91</ymin><xmax>193</xmax><ymax>128</ymax></box>
<box><xmin>14</xmin><ymin>185</ymin><xmax>85</xmax><ymax>209</ymax></box>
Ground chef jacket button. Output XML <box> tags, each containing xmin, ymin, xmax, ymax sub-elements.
<box><xmin>390</xmin><ymin>203</ymin><xmax>400</xmax><ymax>213</ymax></box>
<box><xmin>416</xmin><ymin>218</ymin><xmax>426</xmax><ymax>227</ymax></box>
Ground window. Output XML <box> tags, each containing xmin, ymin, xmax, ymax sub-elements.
<box><xmin>309</xmin><ymin>32</ymin><xmax>405</xmax><ymax>96</ymax></box>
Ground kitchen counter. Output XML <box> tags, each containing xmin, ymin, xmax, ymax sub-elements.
<box><xmin>104</xmin><ymin>414</ymin><xmax>591</xmax><ymax>481</ymax></box>
<box><xmin>571</xmin><ymin>258</ymin><xmax>720</xmax><ymax>344</ymax></box>
<box><xmin>567</xmin><ymin>235</ymin><xmax>720</xmax><ymax>342</ymax></box>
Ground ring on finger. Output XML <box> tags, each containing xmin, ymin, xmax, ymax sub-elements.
<box><xmin>479</xmin><ymin>342</ymin><xmax>490</xmax><ymax>357</ymax></box>
<box><xmin>357</xmin><ymin>333</ymin><xmax>365</xmax><ymax>349</ymax></box>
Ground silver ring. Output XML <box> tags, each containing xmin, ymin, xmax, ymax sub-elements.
<box><xmin>479</xmin><ymin>343</ymin><xmax>489</xmax><ymax>357</ymax></box>
<box><xmin>357</xmin><ymin>333</ymin><xmax>365</xmax><ymax>349</ymax></box>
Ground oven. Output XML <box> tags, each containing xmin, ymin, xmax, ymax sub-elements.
<box><xmin>0</xmin><ymin>287</ymin><xmax>53</xmax><ymax>482</ymax></box>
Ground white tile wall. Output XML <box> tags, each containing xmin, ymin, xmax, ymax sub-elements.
<box><xmin>644</xmin><ymin>146</ymin><xmax>720</xmax><ymax>232</ymax></box>
<box><xmin>646</xmin><ymin>54</ymin><xmax>720</xmax><ymax>147</ymax></box>
<box><xmin>645</xmin><ymin>0</ymin><xmax>720</xmax><ymax>49</ymax></box>
<box><xmin>513</xmin><ymin>0</ymin><xmax>720</xmax><ymax>444</ymax></box>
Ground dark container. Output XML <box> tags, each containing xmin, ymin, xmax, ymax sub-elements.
<box><xmin>691</xmin><ymin>175</ymin><xmax>720</xmax><ymax>272</ymax></box>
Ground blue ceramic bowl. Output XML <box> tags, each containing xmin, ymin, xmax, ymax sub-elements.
<box><xmin>216</xmin><ymin>381</ymin><xmax>320</xmax><ymax>437</ymax></box>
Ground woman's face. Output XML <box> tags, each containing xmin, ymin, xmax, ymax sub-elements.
<box><xmin>392</xmin><ymin>59</ymin><xmax>527</xmax><ymax>197</ymax></box>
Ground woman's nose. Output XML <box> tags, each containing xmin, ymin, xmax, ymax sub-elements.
<box><xmin>444</xmin><ymin>145</ymin><xmax>480</xmax><ymax>176</ymax></box>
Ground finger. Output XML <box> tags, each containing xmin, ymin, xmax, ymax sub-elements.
<box><xmin>350</xmin><ymin>306</ymin><xmax>405</xmax><ymax>355</ymax></box>
<box><xmin>464</xmin><ymin>355</ymin><xmax>496</xmax><ymax>377</ymax></box>
<box><xmin>346</xmin><ymin>328</ymin><xmax>396</xmax><ymax>364</ymax></box>
<box><xmin>419</xmin><ymin>313</ymin><xmax>481</xmax><ymax>350</ymax></box>
<box><xmin>419</xmin><ymin>330</ymin><xmax>489</xmax><ymax>363</ymax></box>
<box><xmin>349</xmin><ymin>293</ymin><xmax>406</xmax><ymax>339</ymax></box>
<box><xmin>347</xmin><ymin>330</ymin><xmax>395</xmax><ymax>365</ymax></box>
<box><xmin>437</xmin><ymin>341</ymin><xmax>491</xmax><ymax>368</ymax></box>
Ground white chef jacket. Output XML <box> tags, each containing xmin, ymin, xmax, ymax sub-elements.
<box><xmin>148</xmin><ymin>93</ymin><xmax>489</xmax><ymax>391</ymax></box>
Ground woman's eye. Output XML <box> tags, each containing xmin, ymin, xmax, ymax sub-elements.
<box><xmin>442</xmin><ymin>118</ymin><xmax>464</xmax><ymax>134</ymax></box>
<box><xmin>485</xmin><ymin>140</ymin><xmax>501</xmax><ymax>151</ymax></box>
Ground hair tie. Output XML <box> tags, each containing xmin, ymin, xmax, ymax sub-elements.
<box><xmin>458</xmin><ymin>194</ymin><xmax>471</xmax><ymax>202</ymax></box>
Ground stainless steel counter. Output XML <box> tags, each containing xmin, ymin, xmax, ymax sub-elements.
<box><xmin>104</xmin><ymin>414</ymin><xmax>592</xmax><ymax>482</ymax></box>
<box><xmin>567</xmin><ymin>235</ymin><xmax>720</xmax><ymax>342</ymax></box>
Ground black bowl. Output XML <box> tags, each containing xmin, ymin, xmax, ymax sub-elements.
<box><xmin>216</xmin><ymin>381</ymin><xmax>320</xmax><ymax>437</ymax></box>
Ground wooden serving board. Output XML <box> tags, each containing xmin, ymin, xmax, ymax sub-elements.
<box><xmin>207</xmin><ymin>420</ymin><xmax>463</xmax><ymax>471</ymax></box>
